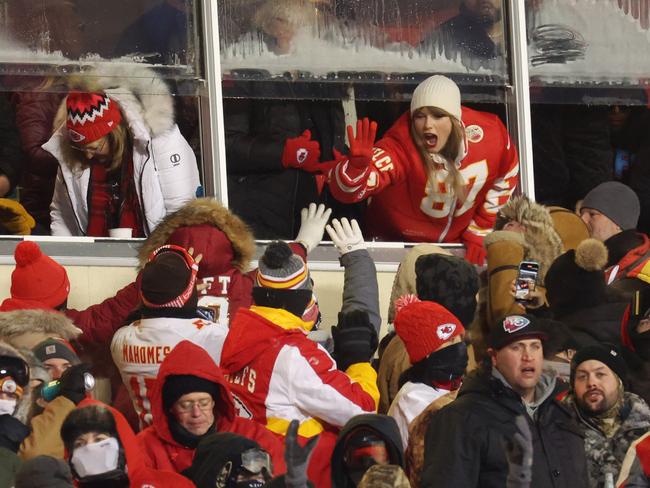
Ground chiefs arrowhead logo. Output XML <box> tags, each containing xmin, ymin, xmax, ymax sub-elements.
<box><xmin>68</xmin><ymin>129</ymin><xmax>85</xmax><ymax>143</ymax></box>
<box><xmin>502</xmin><ymin>315</ymin><xmax>530</xmax><ymax>334</ymax></box>
<box><xmin>465</xmin><ymin>124</ymin><xmax>484</xmax><ymax>143</ymax></box>
<box><xmin>437</xmin><ymin>323</ymin><xmax>457</xmax><ymax>341</ymax></box>
<box><xmin>297</xmin><ymin>148</ymin><xmax>308</xmax><ymax>164</ymax></box>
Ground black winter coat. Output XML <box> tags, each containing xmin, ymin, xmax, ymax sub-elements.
<box><xmin>420</xmin><ymin>367</ymin><xmax>589</xmax><ymax>488</ymax></box>
<box><xmin>224</xmin><ymin>97</ymin><xmax>346</xmax><ymax>240</ymax></box>
<box><xmin>532</xmin><ymin>104</ymin><xmax>613</xmax><ymax>209</ymax></box>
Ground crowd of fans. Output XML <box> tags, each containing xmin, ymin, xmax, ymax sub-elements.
<box><xmin>0</xmin><ymin>175</ymin><xmax>649</xmax><ymax>487</ymax></box>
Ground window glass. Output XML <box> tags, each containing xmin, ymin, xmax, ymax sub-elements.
<box><xmin>1</xmin><ymin>0</ymin><xmax>199</xmax><ymax>73</ymax></box>
<box><xmin>527</xmin><ymin>0</ymin><xmax>650</xmax><ymax>234</ymax></box>
<box><xmin>220</xmin><ymin>0</ymin><xmax>509</xmax><ymax>96</ymax></box>
<box><xmin>527</xmin><ymin>0</ymin><xmax>650</xmax><ymax>102</ymax></box>
<box><xmin>0</xmin><ymin>0</ymin><xmax>203</xmax><ymax>237</ymax></box>
<box><xmin>220</xmin><ymin>0</ymin><xmax>516</xmax><ymax>242</ymax></box>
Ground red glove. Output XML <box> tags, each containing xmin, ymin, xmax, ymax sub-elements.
<box><xmin>347</xmin><ymin>118</ymin><xmax>378</xmax><ymax>171</ymax></box>
<box><xmin>282</xmin><ymin>130</ymin><xmax>321</xmax><ymax>172</ymax></box>
<box><xmin>462</xmin><ymin>232</ymin><xmax>487</xmax><ymax>266</ymax></box>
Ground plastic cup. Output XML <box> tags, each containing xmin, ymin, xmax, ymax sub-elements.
<box><xmin>108</xmin><ymin>228</ymin><xmax>133</xmax><ymax>238</ymax></box>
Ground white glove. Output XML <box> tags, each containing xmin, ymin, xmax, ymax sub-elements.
<box><xmin>325</xmin><ymin>218</ymin><xmax>366</xmax><ymax>256</ymax></box>
<box><xmin>295</xmin><ymin>203</ymin><xmax>332</xmax><ymax>253</ymax></box>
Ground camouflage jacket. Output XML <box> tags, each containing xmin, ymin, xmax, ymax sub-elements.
<box><xmin>565</xmin><ymin>392</ymin><xmax>650</xmax><ymax>487</ymax></box>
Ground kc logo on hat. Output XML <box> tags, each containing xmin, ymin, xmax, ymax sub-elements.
<box><xmin>503</xmin><ymin>315</ymin><xmax>531</xmax><ymax>334</ymax></box>
<box><xmin>297</xmin><ymin>148</ymin><xmax>308</xmax><ymax>164</ymax></box>
<box><xmin>437</xmin><ymin>323</ymin><xmax>457</xmax><ymax>341</ymax></box>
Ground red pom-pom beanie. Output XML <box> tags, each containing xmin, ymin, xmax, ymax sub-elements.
<box><xmin>10</xmin><ymin>241</ymin><xmax>70</xmax><ymax>308</ymax></box>
<box><xmin>395</xmin><ymin>301</ymin><xmax>465</xmax><ymax>364</ymax></box>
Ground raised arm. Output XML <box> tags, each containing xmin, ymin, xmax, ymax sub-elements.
<box><xmin>326</xmin><ymin>217</ymin><xmax>380</xmax><ymax>334</ymax></box>
<box><xmin>328</xmin><ymin>118</ymin><xmax>406</xmax><ymax>204</ymax></box>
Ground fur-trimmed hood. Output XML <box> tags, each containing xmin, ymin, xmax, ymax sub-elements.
<box><xmin>0</xmin><ymin>341</ymin><xmax>33</xmax><ymax>425</ymax></box>
<box><xmin>137</xmin><ymin>198</ymin><xmax>256</xmax><ymax>276</ymax></box>
<box><xmin>51</xmin><ymin>63</ymin><xmax>174</xmax><ymax>141</ymax></box>
<box><xmin>0</xmin><ymin>309</ymin><xmax>82</xmax><ymax>344</ymax></box>
<box><xmin>491</xmin><ymin>196</ymin><xmax>564</xmax><ymax>282</ymax></box>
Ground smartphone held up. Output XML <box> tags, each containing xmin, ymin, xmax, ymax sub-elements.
<box><xmin>515</xmin><ymin>261</ymin><xmax>539</xmax><ymax>302</ymax></box>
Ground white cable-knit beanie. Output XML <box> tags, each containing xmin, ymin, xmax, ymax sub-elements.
<box><xmin>410</xmin><ymin>75</ymin><xmax>462</xmax><ymax>120</ymax></box>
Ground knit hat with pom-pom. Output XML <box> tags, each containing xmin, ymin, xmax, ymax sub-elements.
<box><xmin>256</xmin><ymin>241</ymin><xmax>311</xmax><ymax>291</ymax></box>
<box><xmin>544</xmin><ymin>238</ymin><xmax>608</xmax><ymax>318</ymax></box>
<box><xmin>252</xmin><ymin>241</ymin><xmax>313</xmax><ymax>318</ymax></box>
<box><xmin>10</xmin><ymin>242</ymin><xmax>70</xmax><ymax>309</ymax></box>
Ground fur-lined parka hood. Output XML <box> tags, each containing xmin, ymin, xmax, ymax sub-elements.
<box><xmin>491</xmin><ymin>196</ymin><xmax>564</xmax><ymax>281</ymax></box>
<box><xmin>137</xmin><ymin>198</ymin><xmax>256</xmax><ymax>275</ymax></box>
<box><xmin>0</xmin><ymin>309</ymin><xmax>82</xmax><ymax>343</ymax></box>
<box><xmin>0</xmin><ymin>341</ymin><xmax>33</xmax><ymax>424</ymax></box>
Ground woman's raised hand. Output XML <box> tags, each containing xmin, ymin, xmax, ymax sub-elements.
<box><xmin>347</xmin><ymin>118</ymin><xmax>378</xmax><ymax>170</ymax></box>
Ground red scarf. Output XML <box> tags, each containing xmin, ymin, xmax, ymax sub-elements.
<box><xmin>431</xmin><ymin>378</ymin><xmax>462</xmax><ymax>391</ymax></box>
<box><xmin>86</xmin><ymin>151</ymin><xmax>144</xmax><ymax>237</ymax></box>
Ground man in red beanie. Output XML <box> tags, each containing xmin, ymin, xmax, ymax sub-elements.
<box><xmin>387</xmin><ymin>299</ymin><xmax>466</xmax><ymax>449</ymax></box>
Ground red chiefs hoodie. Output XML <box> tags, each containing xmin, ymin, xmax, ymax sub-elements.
<box><xmin>136</xmin><ymin>340</ymin><xmax>286</xmax><ymax>475</ymax></box>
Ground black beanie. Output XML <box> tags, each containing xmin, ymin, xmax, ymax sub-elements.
<box><xmin>140</xmin><ymin>251</ymin><xmax>198</xmax><ymax>310</ymax></box>
<box><xmin>415</xmin><ymin>253</ymin><xmax>480</xmax><ymax>327</ymax></box>
<box><xmin>162</xmin><ymin>375</ymin><xmax>221</xmax><ymax>411</ymax></box>
<box><xmin>570</xmin><ymin>344</ymin><xmax>628</xmax><ymax>387</ymax></box>
<box><xmin>545</xmin><ymin>239</ymin><xmax>608</xmax><ymax>317</ymax></box>
<box><xmin>60</xmin><ymin>405</ymin><xmax>118</xmax><ymax>453</ymax></box>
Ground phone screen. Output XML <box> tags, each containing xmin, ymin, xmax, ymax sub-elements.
<box><xmin>515</xmin><ymin>261</ymin><xmax>539</xmax><ymax>301</ymax></box>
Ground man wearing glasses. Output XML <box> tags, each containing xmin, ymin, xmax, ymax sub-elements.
<box><xmin>136</xmin><ymin>341</ymin><xmax>285</xmax><ymax>476</ymax></box>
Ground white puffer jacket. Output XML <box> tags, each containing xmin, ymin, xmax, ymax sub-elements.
<box><xmin>44</xmin><ymin>67</ymin><xmax>200</xmax><ymax>236</ymax></box>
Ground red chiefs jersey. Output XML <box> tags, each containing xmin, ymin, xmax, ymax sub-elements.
<box><xmin>329</xmin><ymin>107</ymin><xmax>519</xmax><ymax>243</ymax></box>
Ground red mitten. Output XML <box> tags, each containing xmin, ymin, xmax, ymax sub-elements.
<box><xmin>462</xmin><ymin>233</ymin><xmax>487</xmax><ymax>266</ymax></box>
<box><xmin>281</xmin><ymin>130</ymin><xmax>321</xmax><ymax>172</ymax></box>
<box><xmin>347</xmin><ymin>118</ymin><xmax>378</xmax><ymax>171</ymax></box>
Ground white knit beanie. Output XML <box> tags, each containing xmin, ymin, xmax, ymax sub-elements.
<box><xmin>410</xmin><ymin>75</ymin><xmax>462</xmax><ymax>121</ymax></box>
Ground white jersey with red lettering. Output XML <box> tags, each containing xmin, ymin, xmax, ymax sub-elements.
<box><xmin>110</xmin><ymin>316</ymin><xmax>228</xmax><ymax>428</ymax></box>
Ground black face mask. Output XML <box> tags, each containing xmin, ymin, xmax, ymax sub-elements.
<box><xmin>400</xmin><ymin>342</ymin><xmax>468</xmax><ymax>387</ymax></box>
<box><xmin>168</xmin><ymin>418</ymin><xmax>215</xmax><ymax>448</ymax></box>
